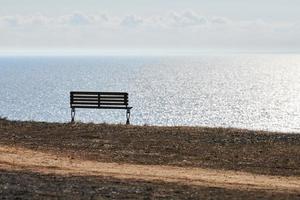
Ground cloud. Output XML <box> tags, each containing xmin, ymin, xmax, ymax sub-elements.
<box><xmin>0</xmin><ymin>11</ymin><xmax>299</xmax><ymax>51</ymax></box>
<box><xmin>120</xmin><ymin>15</ymin><xmax>143</xmax><ymax>27</ymax></box>
<box><xmin>145</xmin><ymin>11</ymin><xmax>231</xmax><ymax>29</ymax></box>
<box><xmin>2</xmin><ymin>16</ymin><xmax>19</xmax><ymax>26</ymax></box>
<box><xmin>0</xmin><ymin>12</ymin><xmax>111</xmax><ymax>28</ymax></box>
<box><xmin>63</xmin><ymin>13</ymin><xmax>92</xmax><ymax>25</ymax></box>
<box><xmin>0</xmin><ymin>14</ymin><xmax>52</xmax><ymax>27</ymax></box>
<box><xmin>0</xmin><ymin>11</ymin><xmax>236</xmax><ymax>30</ymax></box>
<box><xmin>0</xmin><ymin>11</ymin><xmax>226</xmax><ymax>29</ymax></box>
<box><xmin>211</xmin><ymin>17</ymin><xmax>229</xmax><ymax>25</ymax></box>
<box><xmin>167</xmin><ymin>10</ymin><xmax>207</xmax><ymax>27</ymax></box>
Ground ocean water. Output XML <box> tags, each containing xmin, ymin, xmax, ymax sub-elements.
<box><xmin>0</xmin><ymin>54</ymin><xmax>300</xmax><ymax>133</ymax></box>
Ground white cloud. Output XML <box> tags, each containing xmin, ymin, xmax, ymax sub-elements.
<box><xmin>0</xmin><ymin>11</ymin><xmax>231</xmax><ymax>29</ymax></box>
<box><xmin>0</xmin><ymin>13</ymin><xmax>111</xmax><ymax>28</ymax></box>
<box><xmin>0</xmin><ymin>11</ymin><xmax>299</xmax><ymax>51</ymax></box>
<box><xmin>120</xmin><ymin>15</ymin><xmax>143</xmax><ymax>27</ymax></box>
<box><xmin>62</xmin><ymin>13</ymin><xmax>92</xmax><ymax>25</ymax></box>
<box><xmin>2</xmin><ymin>16</ymin><xmax>19</xmax><ymax>26</ymax></box>
<box><xmin>163</xmin><ymin>11</ymin><xmax>207</xmax><ymax>27</ymax></box>
<box><xmin>0</xmin><ymin>14</ymin><xmax>52</xmax><ymax>27</ymax></box>
<box><xmin>210</xmin><ymin>17</ymin><xmax>229</xmax><ymax>25</ymax></box>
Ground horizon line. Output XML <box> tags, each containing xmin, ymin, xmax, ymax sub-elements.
<box><xmin>0</xmin><ymin>49</ymin><xmax>300</xmax><ymax>56</ymax></box>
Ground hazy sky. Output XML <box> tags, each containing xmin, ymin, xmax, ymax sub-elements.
<box><xmin>1</xmin><ymin>0</ymin><xmax>300</xmax><ymax>53</ymax></box>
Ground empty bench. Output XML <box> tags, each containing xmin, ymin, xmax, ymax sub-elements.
<box><xmin>70</xmin><ymin>91</ymin><xmax>132</xmax><ymax>124</ymax></box>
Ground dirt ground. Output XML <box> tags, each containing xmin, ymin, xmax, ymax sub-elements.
<box><xmin>0</xmin><ymin>118</ymin><xmax>300</xmax><ymax>199</ymax></box>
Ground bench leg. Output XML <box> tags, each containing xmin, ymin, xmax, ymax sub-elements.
<box><xmin>126</xmin><ymin>109</ymin><xmax>131</xmax><ymax>125</ymax></box>
<box><xmin>71</xmin><ymin>108</ymin><xmax>76</xmax><ymax>123</ymax></box>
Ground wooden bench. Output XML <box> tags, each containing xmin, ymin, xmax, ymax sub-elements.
<box><xmin>70</xmin><ymin>91</ymin><xmax>132</xmax><ymax>124</ymax></box>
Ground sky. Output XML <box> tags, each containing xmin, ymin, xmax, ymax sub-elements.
<box><xmin>0</xmin><ymin>0</ymin><xmax>300</xmax><ymax>54</ymax></box>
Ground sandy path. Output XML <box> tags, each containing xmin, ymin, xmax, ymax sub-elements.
<box><xmin>0</xmin><ymin>145</ymin><xmax>299</xmax><ymax>194</ymax></box>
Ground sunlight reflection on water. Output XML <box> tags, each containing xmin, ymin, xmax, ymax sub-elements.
<box><xmin>0</xmin><ymin>54</ymin><xmax>300</xmax><ymax>132</ymax></box>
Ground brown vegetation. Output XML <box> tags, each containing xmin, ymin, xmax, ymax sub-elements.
<box><xmin>0</xmin><ymin>118</ymin><xmax>300</xmax><ymax>199</ymax></box>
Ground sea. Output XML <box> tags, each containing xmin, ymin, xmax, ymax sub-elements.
<box><xmin>0</xmin><ymin>54</ymin><xmax>300</xmax><ymax>133</ymax></box>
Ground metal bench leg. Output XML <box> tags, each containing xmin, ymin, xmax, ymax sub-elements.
<box><xmin>71</xmin><ymin>108</ymin><xmax>76</xmax><ymax>123</ymax></box>
<box><xmin>126</xmin><ymin>109</ymin><xmax>131</xmax><ymax>125</ymax></box>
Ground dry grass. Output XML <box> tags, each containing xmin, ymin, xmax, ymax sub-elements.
<box><xmin>2</xmin><ymin>169</ymin><xmax>299</xmax><ymax>200</ymax></box>
<box><xmin>0</xmin><ymin>118</ymin><xmax>300</xmax><ymax>199</ymax></box>
<box><xmin>0</xmin><ymin>119</ymin><xmax>299</xmax><ymax>176</ymax></box>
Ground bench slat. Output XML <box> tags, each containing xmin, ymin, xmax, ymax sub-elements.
<box><xmin>72</xmin><ymin>95</ymin><xmax>98</xmax><ymax>97</ymax></box>
<box><xmin>72</xmin><ymin>99</ymin><xmax>128</xmax><ymax>103</ymax></box>
<box><xmin>71</xmin><ymin>92</ymin><xmax>98</xmax><ymax>95</ymax></box>
<box><xmin>99</xmin><ymin>106</ymin><xmax>128</xmax><ymax>109</ymax></box>
<box><xmin>71</xmin><ymin>105</ymin><xmax>129</xmax><ymax>109</ymax></box>
<box><xmin>73</xmin><ymin>99</ymin><xmax>127</xmax><ymax>102</ymax></box>
<box><xmin>72</xmin><ymin>95</ymin><xmax>126</xmax><ymax>99</ymax></box>
<box><xmin>70</xmin><ymin>105</ymin><xmax>100</xmax><ymax>109</ymax></box>
<box><xmin>71</xmin><ymin>91</ymin><xmax>128</xmax><ymax>95</ymax></box>
<box><xmin>100</xmin><ymin>103</ymin><xmax>127</xmax><ymax>106</ymax></box>
<box><xmin>72</xmin><ymin>96</ymin><xmax>126</xmax><ymax>99</ymax></box>
<box><xmin>71</xmin><ymin>102</ymin><xmax>99</xmax><ymax>105</ymax></box>
<box><xmin>101</xmin><ymin>92</ymin><xmax>128</xmax><ymax>95</ymax></box>
<box><xmin>72</xmin><ymin>102</ymin><xmax>128</xmax><ymax>105</ymax></box>
<box><xmin>72</xmin><ymin>99</ymin><xmax>99</xmax><ymax>102</ymax></box>
<box><xmin>100</xmin><ymin>99</ymin><xmax>127</xmax><ymax>102</ymax></box>
<box><xmin>100</xmin><ymin>96</ymin><xmax>127</xmax><ymax>98</ymax></box>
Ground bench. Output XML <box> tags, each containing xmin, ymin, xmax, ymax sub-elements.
<box><xmin>70</xmin><ymin>91</ymin><xmax>132</xmax><ymax>124</ymax></box>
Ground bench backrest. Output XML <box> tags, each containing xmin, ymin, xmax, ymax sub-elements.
<box><xmin>70</xmin><ymin>91</ymin><xmax>129</xmax><ymax>109</ymax></box>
